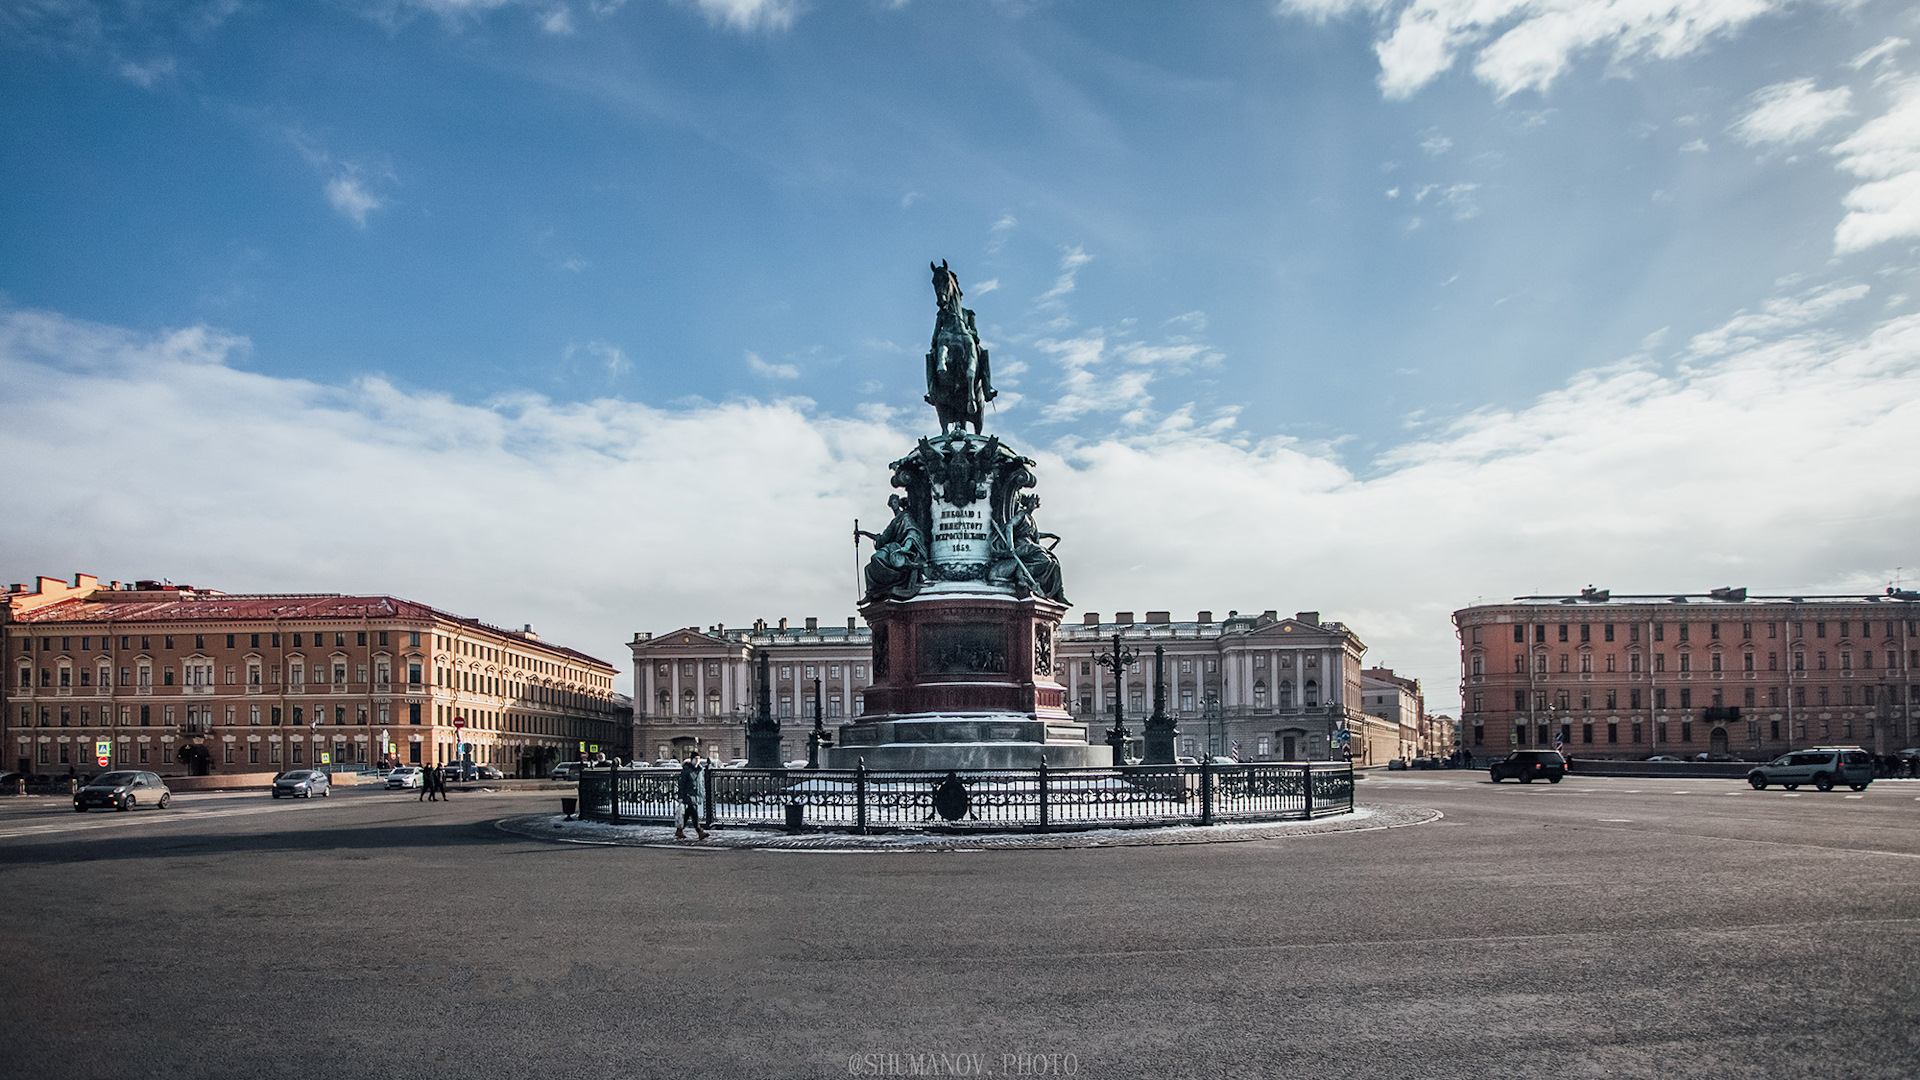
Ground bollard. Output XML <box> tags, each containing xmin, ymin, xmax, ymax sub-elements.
<box><xmin>855</xmin><ymin>757</ymin><xmax>868</xmax><ymax>835</ymax></box>
<box><xmin>1199</xmin><ymin>756</ymin><xmax>1214</xmax><ymax>827</ymax></box>
<box><xmin>1036</xmin><ymin>756</ymin><xmax>1050</xmax><ymax>834</ymax></box>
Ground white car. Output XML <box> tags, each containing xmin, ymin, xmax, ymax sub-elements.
<box><xmin>385</xmin><ymin>766</ymin><xmax>424</xmax><ymax>789</ymax></box>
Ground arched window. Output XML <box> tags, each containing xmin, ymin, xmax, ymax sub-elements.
<box><xmin>1279</xmin><ymin>681</ymin><xmax>1294</xmax><ymax>709</ymax></box>
<box><xmin>681</xmin><ymin>689</ymin><xmax>696</xmax><ymax>716</ymax></box>
<box><xmin>1304</xmin><ymin>679</ymin><xmax>1319</xmax><ymax>707</ymax></box>
<box><xmin>1253</xmin><ymin>681</ymin><xmax>1268</xmax><ymax>709</ymax></box>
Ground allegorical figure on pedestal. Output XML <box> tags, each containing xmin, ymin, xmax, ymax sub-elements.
<box><xmin>988</xmin><ymin>493</ymin><xmax>1065</xmax><ymax>603</ymax></box>
<box><xmin>858</xmin><ymin>493</ymin><xmax>929</xmax><ymax>601</ymax></box>
<box><xmin>926</xmin><ymin>259</ymin><xmax>996</xmax><ymax>435</ymax></box>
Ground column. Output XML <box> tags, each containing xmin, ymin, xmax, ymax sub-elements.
<box><xmin>697</xmin><ymin>659</ymin><xmax>707</xmax><ymax>718</ymax></box>
<box><xmin>670</xmin><ymin>662</ymin><xmax>680</xmax><ymax>720</ymax></box>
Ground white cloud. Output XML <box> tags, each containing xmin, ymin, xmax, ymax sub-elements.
<box><xmin>1831</xmin><ymin>77</ymin><xmax>1920</xmax><ymax>254</ymax></box>
<box><xmin>1733</xmin><ymin>78</ymin><xmax>1853</xmax><ymax>146</ymax></box>
<box><xmin>1680</xmin><ymin>281</ymin><xmax>1869</xmax><ymax>358</ymax></box>
<box><xmin>4</xmin><ymin>293</ymin><xmax>1920</xmax><ymax>711</ymax></box>
<box><xmin>988</xmin><ymin>214</ymin><xmax>1018</xmax><ymax>254</ymax></box>
<box><xmin>972</xmin><ymin>278</ymin><xmax>1000</xmax><ymax>295</ymax></box>
<box><xmin>746</xmin><ymin>350</ymin><xmax>799</xmax><ymax>379</ymax></box>
<box><xmin>1849</xmin><ymin>37</ymin><xmax>1908</xmax><ymax>71</ymax></box>
<box><xmin>540</xmin><ymin>5</ymin><xmax>577</xmax><ymax>34</ymax></box>
<box><xmin>324</xmin><ymin>174</ymin><xmax>383</xmax><ymax>227</ymax></box>
<box><xmin>1037</xmin><ymin>246</ymin><xmax>1093</xmax><ymax>303</ymax></box>
<box><xmin>1279</xmin><ymin>0</ymin><xmax>1798</xmax><ymax>100</ymax></box>
<box><xmin>567</xmin><ymin>340</ymin><xmax>631</xmax><ymax>381</ymax></box>
<box><xmin>1420</xmin><ymin>128</ymin><xmax>1453</xmax><ymax>155</ymax></box>
<box><xmin>688</xmin><ymin>0</ymin><xmax>798</xmax><ymax>32</ymax></box>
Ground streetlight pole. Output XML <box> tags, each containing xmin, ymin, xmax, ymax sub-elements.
<box><xmin>1094</xmin><ymin>633</ymin><xmax>1137</xmax><ymax>766</ymax></box>
<box><xmin>807</xmin><ymin>677</ymin><xmax>824</xmax><ymax>769</ymax></box>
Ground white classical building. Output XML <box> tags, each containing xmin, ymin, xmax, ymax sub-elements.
<box><xmin>630</xmin><ymin>608</ymin><xmax>1381</xmax><ymax>764</ymax></box>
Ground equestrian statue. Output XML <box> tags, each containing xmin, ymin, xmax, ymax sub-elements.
<box><xmin>925</xmin><ymin>260</ymin><xmax>997</xmax><ymax>435</ymax></box>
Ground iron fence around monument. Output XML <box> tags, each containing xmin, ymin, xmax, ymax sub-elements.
<box><xmin>575</xmin><ymin>760</ymin><xmax>1353</xmax><ymax>833</ymax></box>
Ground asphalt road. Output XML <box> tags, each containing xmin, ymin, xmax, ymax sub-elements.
<box><xmin>1</xmin><ymin>773</ymin><xmax>1916</xmax><ymax>1079</ymax></box>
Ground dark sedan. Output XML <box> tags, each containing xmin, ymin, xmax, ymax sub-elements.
<box><xmin>74</xmin><ymin>771</ymin><xmax>172</xmax><ymax>812</ymax></box>
<box><xmin>1489</xmin><ymin>751</ymin><xmax>1568</xmax><ymax>784</ymax></box>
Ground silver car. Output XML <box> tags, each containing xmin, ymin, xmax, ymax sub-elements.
<box><xmin>272</xmin><ymin>769</ymin><xmax>332</xmax><ymax>799</ymax></box>
<box><xmin>74</xmin><ymin>771</ymin><xmax>171</xmax><ymax>812</ymax></box>
<box><xmin>1748</xmin><ymin>747</ymin><xmax>1874</xmax><ymax>791</ymax></box>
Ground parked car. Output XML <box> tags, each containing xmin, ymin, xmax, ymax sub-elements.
<box><xmin>1694</xmin><ymin>753</ymin><xmax>1740</xmax><ymax>762</ymax></box>
<box><xmin>273</xmin><ymin>770</ymin><xmax>331</xmax><ymax>799</ymax></box>
<box><xmin>442</xmin><ymin>762</ymin><xmax>477</xmax><ymax>782</ymax></box>
<box><xmin>475</xmin><ymin>765</ymin><xmax>503</xmax><ymax>780</ymax></box>
<box><xmin>1489</xmin><ymin>750</ymin><xmax>1567</xmax><ymax>784</ymax></box>
<box><xmin>73</xmin><ymin>771</ymin><xmax>171</xmax><ymax>812</ymax></box>
<box><xmin>1747</xmin><ymin>747</ymin><xmax>1875</xmax><ymax>791</ymax></box>
<box><xmin>1387</xmin><ymin>758</ymin><xmax>1407</xmax><ymax>770</ymax></box>
<box><xmin>1645</xmin><ymin>755</ymin><xmax>1685</xmax><ymax>762</ymax></box>
<box><xmin>550</xmin><ymin>761</ymin><xmax>586</xmax><ymax>781</ymax></box>
<box><xmin>721</xmin><ymin>759</ymin><xmax>748</xmax><ymax>769</ymax></box>
<box><xmin>385</xmin><ymin>766</ymin><xmax>424</xmax><ymax>790</ymax></box>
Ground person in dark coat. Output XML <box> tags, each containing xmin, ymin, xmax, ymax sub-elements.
<box><xmin>675</xmin><ymin>754</ymin><xmax>707</xmax><ymax>841</ymax></box>
<box><xmin>418</xmin><ymin>763</ymin><xmax>432</xmax><ymax>802</ymax></box>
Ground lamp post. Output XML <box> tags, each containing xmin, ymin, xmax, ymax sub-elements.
<box><xmin>1093</xmin><ymin>633</ymin><xmax>1137</xmax><ymax>766</ymax></box>
<box><xmin>807</xmin><ymin>677</ymin><xmax>824</xmax><ymax>769</ymax></box>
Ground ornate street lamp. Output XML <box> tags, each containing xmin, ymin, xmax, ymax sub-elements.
<box><xmin>1094</xmin><ymin>632</ymin><xmax>1137</xmax><ymax>765</ymax></box>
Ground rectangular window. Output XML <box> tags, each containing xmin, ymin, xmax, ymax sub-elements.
<box><xmin>1630</xmin><ymin>689</ymin><xmax>1642</xmax><ymax>710</ymax></box>
<box><xmin>1513</xmin><ymin>625</ymin><xmax>1525</xmax><ymax>643</ymax></box>
<box><xmin>1710</xmin><ymin>623</ymin><xmax>1720</xmax><ymax>640</ymax></box>
<box><xmin>1582</xmin><ymin>723</ymin><xmax>1592</xmax><ymax>743</ymax></box>
<box><xmin>1655</xmin><ymin>689</ymin><xmax>1667</xmax><ymax>709</ymax></box>
<box><xmin>1653</xmin><ymin>624</ymin><xmax>1664</xmax><ymax>642</ymax></box>
<box><xmin>1770</xmin><ymin>720</ymin><xmax>1780</xmax><ymax>740</ymax></box>
<box><xmin>1604</xmin><ymin>624</ymin><xmax>1615</xmax><ymax>642</ymax></box>
<box><xmin>409</xmin><ymin>631</ymin><xmax>421</xmax><ymax>647</ymax></box>
<box><xmin>1679</xmin><ymin>689</ymin><xmax>1691</xmax><ymax>709</ymax></box>
<box><xmin>1558</xmin><ymin>625</ymin><xmax>1569</xmax><ymax>642</ymax></box>
<box><xmin>1514</xmin><ymin>690</ymin><xmax>1527</xmax><ymax>711</ymax></box>
<box><xmin>1607</xmin><ymin>723</ymin><xmax>1618</xmax><ymax>743</ymax></box>
<box><xmin>1579</xmin><ymin>624</ymin><xmax>1590</xmax><ymax>643</ymax></box>
<box><xmin>1680</xmin><ymin>721</ymin><xmax>1693</xmax><ymax>743</ymax></box>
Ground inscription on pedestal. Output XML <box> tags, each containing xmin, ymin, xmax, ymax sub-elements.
<box><xmin>931</xmin><ymin>499</ymin><xmax>990</xmax><ymax>568</ymax></box>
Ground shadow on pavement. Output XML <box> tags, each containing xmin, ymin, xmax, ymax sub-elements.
<box><xmin>0</xmin><ymin>815</ymin><xmax>555</xmax><ymax>868</ymax></box>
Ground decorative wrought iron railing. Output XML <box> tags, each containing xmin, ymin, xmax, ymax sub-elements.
<box><xmin>575</xmin><ymin>760</ymin><xmax>1354</xmax><ymax>833</ymax></box>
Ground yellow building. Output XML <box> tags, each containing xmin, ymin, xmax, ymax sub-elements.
<box><xmin>4</xmin><ymin>574</ymin><xmax>622</xmax><ymax>778</ymax></box>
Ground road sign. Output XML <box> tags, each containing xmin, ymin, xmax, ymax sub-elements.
<box><xmin>320</xmin><ymin>752</ymin><xmax>332</xmax><ymax>764</ymax></box>
<box><xmin>95</xmin><ymin>739</ymin><xmax>111</xmax><ymax>768</ymax></box>
<box><xmin>453</xmin><ymin>717</ymin><xmax>466</xmax><ymax>730</ymax></box>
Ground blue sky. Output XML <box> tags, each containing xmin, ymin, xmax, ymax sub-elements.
<box><xmin>5</xmin><ymin>0</ymin><xmax>1920</xmax><ymax>707</ymax></box>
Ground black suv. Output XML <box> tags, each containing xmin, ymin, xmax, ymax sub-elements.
<box><xmin>1490</xmin><ymin>750</ymin><xmax>1567</xmax><ymax>784</ymax></box>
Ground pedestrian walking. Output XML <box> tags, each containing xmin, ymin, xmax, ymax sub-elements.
<box><xmin>675</xmin><ymin>754</ymin><xmax>707</xmax><ymax>841</ymax></box>
<box><xmin>439</xmin><ymin>761</ymin><xmax>452</xmax><ymax>799</ymax></box>
<box><xmin>418</xmin><ymin>763</ymin><xmax>431</xmax><ymax>802</ymax></box>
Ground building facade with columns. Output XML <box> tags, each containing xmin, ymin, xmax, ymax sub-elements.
<box><xmin>1454</xmin><ymin>587</ymin><xmax>1920</xmax><ymax>760</ymax></box>
<box><xmin>4</xmin><ymin>574</ymin><xmax>623</xmax><ymax>778</ymax></box>
<box><xmin>631</xmin><ymin>608</ymin><xmax>1376</xmax><ymax>764</ymax></box>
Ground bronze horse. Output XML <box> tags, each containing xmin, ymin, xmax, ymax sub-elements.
<box><xmin>925</xmin><ymin>260</ymin><xmax>996</xmax><ymax>435</ymax></box>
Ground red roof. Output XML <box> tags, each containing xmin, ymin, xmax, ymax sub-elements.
<box><xmin>14</xmin><ymin>594</ymin><xmax>614</xmax><ymax>670</ymax></box>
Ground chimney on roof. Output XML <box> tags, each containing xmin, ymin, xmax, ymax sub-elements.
<box><xmin>1262</xmin><ymin>609</ymin><xmax>1277</xmax><ymax>622</ymax></box>
<box><xmin>1197</xmin><ymin>610</ymin><xmax>1212</xmax><ymax>623</ymax></box>
<box><xmin>1146</xmin><ymin>611</ymin><xmax>1170</xmax><ymax>624</ymax></box>
<box><xmin>847</xmin><ymin>616</ymin><xmax>856</xmax><ymax>631</ymax></box>
<box><xmin>1115</xmin><ymin>611</ymin><xmax>1134</xmax><ymax>625</ymax></box>
<box><xmin>778</xmin><ymin>618</ymin><xmax>788</xmax><ymax>632</ymax></box>
<box><xmin>1295</xmin><ymin>611</ymin><xmax>1320</xmax><ymax>625</ymax></box>
<box><xmin>805</xmin><ymin>616</ymin><xmax>818</xmax><ymax>633</ymax></box>
<box><xmin>1084</xmin><ymin>613</ymin><xmax>1100</xmax><ymax>626</ymax></box>
<box><xmin>753</xmin><ymin>619</ymin><xmax>766</xmax><ymax>633</ymax></box>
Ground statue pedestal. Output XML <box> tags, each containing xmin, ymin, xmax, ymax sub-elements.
<box><xmin>826</xmin><ymin>591</ymin><xmax>1109</xmax><ymax>770</ymax></box>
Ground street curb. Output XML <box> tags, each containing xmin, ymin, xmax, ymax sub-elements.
<box><xmin>490</xmin><ymin>803</ymin><xmax>1442</xmax><ymax>852</ymax></box>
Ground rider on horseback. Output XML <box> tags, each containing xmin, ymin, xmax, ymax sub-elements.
<box><xmin>926</xmin><ymin>260</ymin><xmax>997</xmax><ymax>435</ymax></box>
